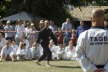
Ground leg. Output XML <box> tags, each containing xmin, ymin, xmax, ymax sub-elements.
<box><xmin>38</xmin><ymin>42</ymin><xmax>49</xmax><ymax>62</ymax></box>
<box><xmin>46</xmin><ymin>49</ymin><xmax>52</xmax><ymax>65</ymax></box>
<box><xmin>36</xmin><ymin>42</ymin><xmax>49</xmax><ymax>65</ymax></box>
<box><xmin>38</xmin><ymin>50</ymin><xmax>47</xmax><ymax>62</ymax></box>
<box><xmin>10</xmin><ymin>54</ymin><xmax>16</xmax><ymax>61</ymax></box>
<box><xmin>0</xmin><ymin>54</ymin><xmax>7</xmax><ymax>61</ymax></box>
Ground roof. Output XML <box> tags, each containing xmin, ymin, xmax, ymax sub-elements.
<box><xmin>0</xmin><ymin>12</ymin><xmax>34</xmax><ymax>21</ymax></box>
<box><xmin>70</xmin><ymin>6</ymin><xmax>108</xmax><ymax>21</ymax></box>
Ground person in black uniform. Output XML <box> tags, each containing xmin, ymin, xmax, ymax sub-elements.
<box><xmin>36</xmin><ymin>20</ymin><xmax>57</xmax><ymax>66</ymax></box>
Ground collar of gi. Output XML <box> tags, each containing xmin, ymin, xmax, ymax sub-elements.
<box><xmin>91</xmin><ymin>26</ymin><xmax>104</xmax><ymax>29</ymax></box>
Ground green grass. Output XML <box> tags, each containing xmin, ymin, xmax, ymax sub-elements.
<box><xmin>0</xmin><ymin>60</ymin><xmax>83</xmax><ymax>72</ymax></box>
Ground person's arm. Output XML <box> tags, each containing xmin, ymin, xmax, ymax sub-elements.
<box><xmin>75</xmin><ymin>32</ymin><xmax>97</xmax><ymax>72</ymax></box>
<box><xmin>61</xmin><ymin>23</ymin><xmax>65</xmax><ymax>31</ymax></box>
<box><xmin>36</xmin><ymin>31</ymin><xmax>41</xmax><ymax>44</ymax></box>
<box><xmin>1</xmin><ymin>46</ymin><xmax>7</xmax><ymax>55</ymax></box>
<box><xmin>4</xmin><ymin>26</ymin><xmax>8</xmax><ymax>33</ymax></box>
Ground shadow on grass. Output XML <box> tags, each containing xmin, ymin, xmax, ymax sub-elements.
<box><xmin>52</xmin><ymin>65</ymin><xmax>81</xmax><ymax>69</ymax></box>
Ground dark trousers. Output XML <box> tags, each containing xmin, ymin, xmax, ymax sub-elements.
<box><xmin>38</xmin><ymin>42</ymin><xmax>52</xmax><ymax>62</ymax></box>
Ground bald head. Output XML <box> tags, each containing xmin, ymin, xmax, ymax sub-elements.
<box><xmin>92</xmin><ymin>9</ymin><xmax>104</xmax><ymax>18</ymax></box>
<box><xmin>91</xmin><ymin>9</ymin><xmax>104</xmax><ymax>27</ymax></box>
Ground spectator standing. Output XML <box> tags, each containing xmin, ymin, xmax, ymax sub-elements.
<box><xmin>26</xmin><ymin>23</ymin><xmax>38</xmax><ymax>47</ymax></box>
<box><xmin>63</xmin><ymin>31</ymin><xmax>72</xmax><ymax>46</ymax></box>
<box><xmin>61</xmin><ymin>18</ymin><xmax>73</xmax><ymax>46</ymax></box>
<box><xmin>0</xmin><ymin>21</ymin><xmax>4</xmax><ymax>32</ymax></box>
<box><xmin>76</xmin><ymin>21</ymin><xmax>90</xmax><ymax>38</ymax></box>
<box><xmin>61</xmin><ymin>18</ymin><xmax>72</xmax><ymax>32</ymax></box>
<box><xmin>4</xmin><ymin>21</ymin><xmax>15</xmax><ymax>40</ymax></box>
<box><xmin>49</xmin><ymin>20</ymin><xmax>57</xmax><ymax>32</ymax></box>
<box><xmin>15</xmin><ymin>20</ymin><xmax>25</xmax><ymax>45</ymax></box>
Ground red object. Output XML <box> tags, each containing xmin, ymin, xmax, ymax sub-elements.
<box><xmin>55</xmin><ymin>31</ymin><xmax>64</xmax><ymax>44</ymax></box>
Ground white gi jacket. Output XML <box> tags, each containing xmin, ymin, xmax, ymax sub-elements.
<box><xmin>75</xmin><ymin>27</ymin><xmax>108</xmax><ymax>72</ymax></box>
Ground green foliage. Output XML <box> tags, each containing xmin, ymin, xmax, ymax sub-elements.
<box><xmin>1</xmin><ymin>0</ymin><xmax>72</xmax><ymax>26</ymax></box>
<box><xmin>30</xmin><ymin>0</ymin><xmax>71</xmax><ymax>26</ymax></box>
<box><xmin>1</xmin><ymin>0</ymin><xmax>108</xmax><ymax>26</ymax></box>
<box><xmin>0</xmin><ymin>0</ymin><xmax>11</xmax><ymax>18</ymax></box>
<box><xmin>0</xmin><ymin>0</ymin><xmax>11</xmax><ymax>17</ymax></box>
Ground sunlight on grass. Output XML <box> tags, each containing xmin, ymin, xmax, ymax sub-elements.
<box><xmin>0</xmin><ymin>60</ymin><xmax>83</xmax><ymax>72</ymax></box>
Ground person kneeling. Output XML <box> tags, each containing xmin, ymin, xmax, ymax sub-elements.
<box><xmin>0</xmin><ymin>40</ymin><xmax>12</xmax><ymax>61</ymax></box>
<box><xmin>16</xmin><ymin>42</ymin><xmax>27</xmax><ymax>61</ymax></box>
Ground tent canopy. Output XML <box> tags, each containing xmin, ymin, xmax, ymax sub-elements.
<box><xmin>0</xmin><ymin>12</ymin><xmax>34</xmax><ymax>21</ymax></box>
<box><xmin>70</xmin><ymin>6</ymin><xmax>108</xmax><ymax>21</ymax></box>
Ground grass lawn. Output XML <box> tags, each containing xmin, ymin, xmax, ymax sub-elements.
<box><xmin>0</xmin><ymin>60</ymin><xmax>83</xmax><ymax>72</ymax></box>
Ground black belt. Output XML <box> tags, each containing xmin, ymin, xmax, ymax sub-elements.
<box><xmin>96</xmin><ymin>65</ymin><xmax>104</xmax><ymax>69</ymax></box>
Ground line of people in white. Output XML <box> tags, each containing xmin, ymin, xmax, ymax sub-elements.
<box><xmin>0</xmin><ymin>32</ymin><xmax>76</xmax><ymax>61</ymax></box>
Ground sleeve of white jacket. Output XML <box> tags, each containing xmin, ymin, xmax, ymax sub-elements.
<box><xmin>75</xmin><ymin>32</ymin><xmax>97</xmax><ymax>72</ymax></box>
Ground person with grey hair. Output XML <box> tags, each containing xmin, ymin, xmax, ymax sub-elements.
<box><xmin>75</xmin><ymin>9</ymin><xmax>108</xmax><ymax>72</ymax></box>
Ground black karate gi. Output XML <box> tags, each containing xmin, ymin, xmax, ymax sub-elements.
<box><xmin>37</xmin><ymin>27</ymin><xmax>57</xmax><ymax>62</ymax></box>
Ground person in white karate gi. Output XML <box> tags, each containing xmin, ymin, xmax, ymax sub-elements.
<box><xmin>75</xmin><ymin>9</ymin><xmax>108</xmax><ymax>72</ymax></box>
<box><xmin>0</xmin><ymin>33</ymin><xmax>6</xmax><ymax>53</ymax></box>
<box><xmin>16</xmin><ymin>41</ymin><xmax>27</xmax><ymax>60</ymax></box>
<box><xmin>49</xmin><ymin>40</ymin><xmax>60</xmax><ymax>60</ymax></box>
<box><xmin>64</xmin><ymin>40</ymin><xmax>76</xmax><ymax>60</ymax></box>
<box><xmin>10</xmin><ymin>40</ymin><xmax>18</xmax><ymax>61</ymax></box>
<box><xmin>0</xmin><ymin>40</ymin><xmax>12</xmax><ymax>61</ymax></box>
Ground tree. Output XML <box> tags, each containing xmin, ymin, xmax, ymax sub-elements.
<box><xmin>9</xmin><ymin>0</ymin><xmax>71</xmax><ymax>26</ymax></box>
<box><xmin>30</xmin><ymin>0</ymin><xmax>71</xmax><ymax>25</ymax></box>
<box><xmin>0</xmin><ymin>0</ymin><xmax>11</xmax><ymax>18</ymax></box>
